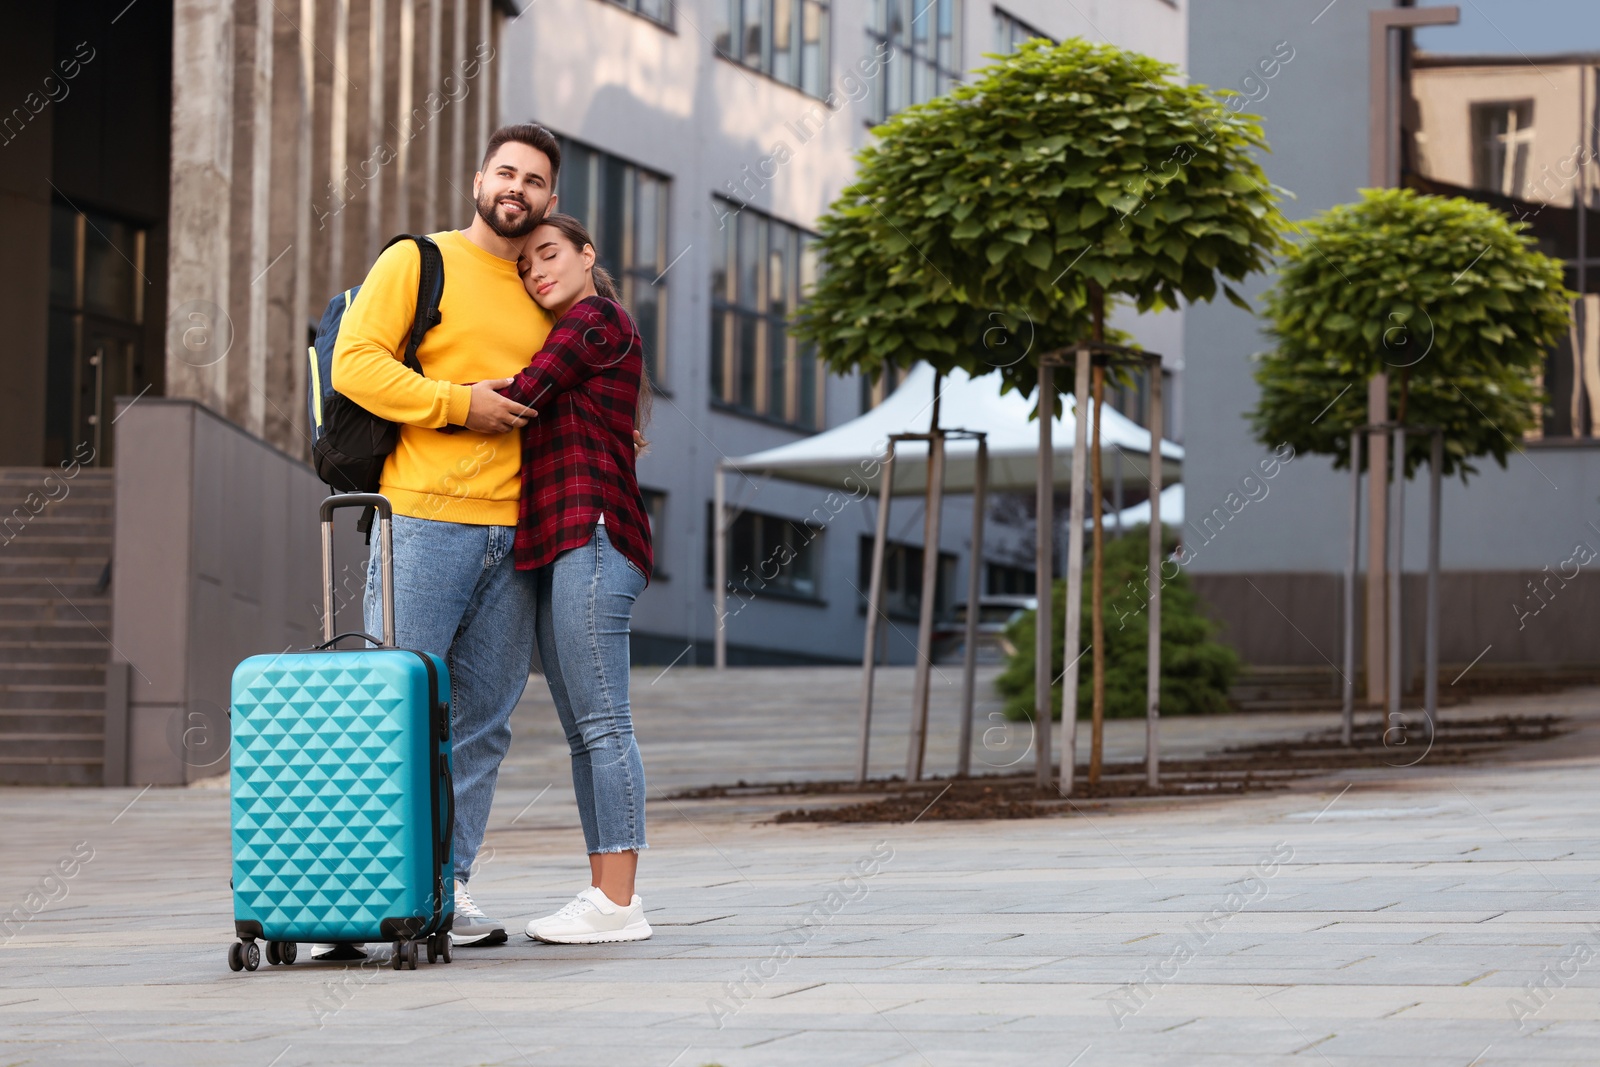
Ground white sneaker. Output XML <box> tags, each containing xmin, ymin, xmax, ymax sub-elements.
<box><xmin>310</xmin><ymin>943</ymin><xmax>367</xmax><ymax>961</ymax></box>
<box><xmin>525</xmin><ymin>886</ymin><xmax>652</xmax><ymax>944</ymax></box>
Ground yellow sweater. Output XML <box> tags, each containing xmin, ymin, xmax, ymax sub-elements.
<box><xmin>332</xmin><ymin>230</ymin><xmax>550</xmax><ymax>525</ymax></box>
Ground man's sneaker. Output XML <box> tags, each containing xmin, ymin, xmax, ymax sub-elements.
<box><xmin>452</xmin><ymin>883</ymin><xmax>508</xmax><ymax>946</ymax></box>
<box><xmin>525</xmin><ymin>886</ymin><xmax>652</xmax><ymax>944</ymax></box>
<box><xmin>310</xmin><ymin>943</ymin><xmax>367</xmax><ymax>961</ymax></box>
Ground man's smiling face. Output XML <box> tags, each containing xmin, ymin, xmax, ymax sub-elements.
<box><xmin>473</xmin><ymin>141</ymin><xmax>555</xmax><ymax>239</ymax></box>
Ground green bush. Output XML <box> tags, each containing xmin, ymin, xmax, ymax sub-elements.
<box><xmin>995</xmin><ymin>524</ymin><xmax>1240</xmax><ymax>721</ymax></box>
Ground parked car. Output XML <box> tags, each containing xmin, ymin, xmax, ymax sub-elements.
<box><xmin>931</xmin><ymin>595</ymin><xmax>1038</xmax><ymax>665</ymax></box>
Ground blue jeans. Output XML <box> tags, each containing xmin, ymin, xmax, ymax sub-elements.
<box><xmin>535</xmin><ymin>526</ymin><xmax>648</xmax><ymax>854</ymax></box>
<box><xmin>365</xmin><ymin>516</ymin><xmax>537</xmax><ymax>882</ymax></box>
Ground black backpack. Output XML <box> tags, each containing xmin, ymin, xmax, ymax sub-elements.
<box><xmin>306</xmin><ymin>234</ymin><xmax>445</xmax><ymax>496</ymax></box>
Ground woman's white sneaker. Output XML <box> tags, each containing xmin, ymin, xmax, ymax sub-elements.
<box><xmin>525</xmin><ymin>886</ymin><xmax>652</xmax><ymax>944</ymax></box>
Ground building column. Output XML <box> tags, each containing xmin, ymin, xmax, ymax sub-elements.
<box><xmin>226</xmin><ymin>0</ymin><xmax>274</xmax><ymax>437</ymax></box>
<box><xmin>266</xmin><ymin>0</ymin><xmax>314</xmax><ymax>455</ymax></box>
<box><xmin>166</xmin><ymin>0</ymin><xmax>236</xmax><ymax>413</ymax></box>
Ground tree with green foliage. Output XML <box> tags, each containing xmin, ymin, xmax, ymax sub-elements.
<box><xmin>1251</xmin><ymin>188</ymin><xmax>1572</xmax><ymax>477</ymax></box>
<box><xmin>793</xmin><ymin>36</ymin><xmax>1287</xmax><ymax>780</ymax></box>
<box><xmin>794</xmin><ymin>37</ymin><xmax>1288</xmax><ymax>398</ymax></box>
<box><xmin>995</xmin><ymin>525</ymin><xmax>1240</xmax><ymax>723</ymax></box>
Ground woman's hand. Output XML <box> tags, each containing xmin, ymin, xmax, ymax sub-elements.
<box><xmin>633</xmin><ymin>430</ymin><xmax>649</xmax><ymax>459</ymax></box>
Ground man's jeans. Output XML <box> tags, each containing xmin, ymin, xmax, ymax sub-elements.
<box><xmin>535</xmin><ymin>526</ymin><xmax>648</xmax><ymax>854</ymax></box>
<box><xmin>365</xmin><ymin>515</ymin><xmax>536</xmax><ymax>883</ymax></box>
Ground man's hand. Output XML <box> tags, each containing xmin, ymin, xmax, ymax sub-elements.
<box><xmin>464</xmin><ymin>378</ymin><xmax>535</xmax><ymax>433</ymax></box>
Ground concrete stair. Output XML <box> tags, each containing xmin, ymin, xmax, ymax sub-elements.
<box><xmin>0</xmin><ymin>467</ymin><xmax>114</xmax><ymax>785</ymax></box>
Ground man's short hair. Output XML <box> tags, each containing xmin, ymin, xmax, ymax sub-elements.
<box><xmin>481</xmin><ymin>123</ymin><xmax>561</xmax><ymax>182</ymax></box>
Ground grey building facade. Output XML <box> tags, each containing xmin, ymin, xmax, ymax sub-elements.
<box><xmin>1184</xmin><ymin>0</ymin><xmax>1599</xmax><ymax>676</ymax></box>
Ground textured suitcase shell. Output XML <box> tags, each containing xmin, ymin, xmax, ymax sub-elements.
<box><xmin>230</xmin><ymin>648</ymin><xmax>453</xmax><ymax>943</ymax></box>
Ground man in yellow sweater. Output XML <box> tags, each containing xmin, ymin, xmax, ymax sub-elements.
<box><xmin>331</xmin><ymin>124</ymin><xmax>560</xmax><ymax>951</ymax></box>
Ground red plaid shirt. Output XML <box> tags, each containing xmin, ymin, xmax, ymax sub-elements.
<box><xmin>498</xmin><ymin>296</ymin><xmax>652</xmax><ymax>581</ymax></box>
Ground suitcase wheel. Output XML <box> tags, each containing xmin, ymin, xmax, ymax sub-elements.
<box><xmin>391</xmin><ymin>940</ymin><xmax>418</xmax><ymax>971</ymax></box>
<box><xmin>265</xmin><ymin>941</ymin><xmax>297</xmax><ymax>966</ymax></box>
<box><xmin>230</xmin><ymin>940</ymin><xmax>260</xmax><ymax>972</ymax></box>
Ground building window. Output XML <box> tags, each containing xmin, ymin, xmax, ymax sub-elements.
<box><xmin>711</xmin><ymin>198</ymin><xmax>824</xmax><ymax>428</ymax></box>
<box><xmin>715</xmin><ymin>0</ymin><xmax>831</xmax><ymax>96</ymax></box>
<box><xmin>868</xmin><ymin>0</ymin><xmax>962</xmax><ymax>122</ymax></box>
<box><xmin>985</xmin><ymin>561</ymin><xmax>1034</xmax><ymax>596</ymax></box>
<box><xmin>1470</xmin><ymin>100</ymin><xmax>1534</xmax><ymax>199</ymax></box>
<box><xmin>1544</xmin><ymin>293</ymin><xmax>1599</xmax><ymax>438</ymax></box>
<box><xmin>858</xmin><ymin>536</ymin><xmax>957</xmax><ymax>620</ymax></box>
<box><xmin>992</xmin><ymin>7</ymin><xmax>1050</xmax><ymax>55</ymax></box>
<box><xmin>708</xmin><ymin>503</ymin><xmax>824</xmax><ymax>600</ymax></box>
<box><xmin>1105</xmin><ymin>366</ymin><xmax>1175</xmax><ymax>435</ymax></box>
<box><xmin>600</xmin><ymin>0</ymin><xmax>673</xmax><ymax>30</ymax></box>
<box><xmin>859</xmin><ymin>364</ymin><xmax>910</xmax><ymax>412</ymax></box>
<box><xmin>640</xmin><ymin>488</ymin><xmax>667</xmax><ymax>579</ymax></box>
<box><xmin>46</xmin><ymin>202</ymin><xmax>148</xmax><ymax>468</ymax></box>
<box><xmin>554</xmin><ymin>137</ymin><xmax>670</xmax><ymax>382</ymax></box>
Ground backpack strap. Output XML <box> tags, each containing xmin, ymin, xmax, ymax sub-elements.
<box><xmin>381</xmin><ymin>233</ymin><xmax>445</xmax><ymax>374</ymax></box>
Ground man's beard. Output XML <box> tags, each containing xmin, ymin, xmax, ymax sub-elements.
<box><xmin>476</xmin><ymin>188</ymin><xmax>540</xmax><ymax>239</ymax></box>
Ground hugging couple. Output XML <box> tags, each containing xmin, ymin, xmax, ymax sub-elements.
<box><xmin>329</xmin><ymin>123</ymin><xmax>653</xmax><ymax>953</ymax></box>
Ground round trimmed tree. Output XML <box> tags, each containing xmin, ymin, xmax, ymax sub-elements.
<box><xmin>795</xmin><ymin>37</ymin><xmax>1287</xmax><ymax>780</ymax></box>
<box><xmin>1251</xmin><ymin>188</ymin><xmax>1573</xmax><ymax>477</ymax></box>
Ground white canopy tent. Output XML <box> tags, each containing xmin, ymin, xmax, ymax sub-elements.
<box><xmin>711</xmin><ymin>361</ymin><xmax>1183</xmax><ymax>784</ymax></box>
<box><xmin>1091</xmin><ymin>483</ymin><xmax>1186</xmax><ymax>530</ymax></box>
<box><xmin>719</xmin><ymin>363</ymin><xmax>1183</xmax><ymax>495</ymax></box>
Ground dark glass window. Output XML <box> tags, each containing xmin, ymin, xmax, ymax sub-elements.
<box><xmin>639</xmin><ymin>488</ymin><xmax>667</xmax><ymax>579</ymax></box>
<box><xmin>869</xmin><ymin>0</ymin><xmax>962</xmax><ymax>122</ymax></box>
<box><xmin>707</xmin><ymin>503</ymin><xmax>824</xmax><ymax>600</ymax></box>
<box><xmin>599</xmin><ymin>0</ymin><xmax>673</xmax><ymax>29</ymax></box>
<box><xmin>45</xmin><ymin>202</ymin><xmax>147</xmax><ymax>467</ymax></box>
<box><xmin>858</xmin><ymin>535</ymin><xmax>957</xmax><ymax>620</ymax></box>
<box><xmin>992</xmin><ymin>7</ymin><xmax>1051</xmax><ymax>55</ymax></box>
<box><xmin>716</xmin><ymin>0</ymin><xmax>831</xmax><ymax>96</ymax></box>
<box><xmin>555</xmin><ymin>137</ymin><xmax>671</xmax><ymax>382</ymax></box>
<box><xmin>711</xmin><ymin>199</ymin><xmax>823</xmax><ymax>428</ymax></box>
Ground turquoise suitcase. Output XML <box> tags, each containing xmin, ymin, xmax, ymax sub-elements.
<box><xmin>227</xmin><ymin>494</ymin><xmax>454</xmax><ymax>972</ymax></box>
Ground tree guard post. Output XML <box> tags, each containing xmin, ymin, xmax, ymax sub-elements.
<box><xmin>1059</xmin><ymin>347</ymin><xmax>1092</xmax><ymax>795</ymax></box>
<box><xmin>1387</xmin><ymin>425</ymin><xmax>1406</xmax><ymax>731</ymax></box>
<box><xmin>1342</xmin><ymin>429</ymin><xmax>1362</xmax><ymax>746</ymax></box>
<box><xmin>1144</xmin><ymin>357</ymin><xmax>1163</xmax><ymax>789</ymax></box>
<box><xmin>1034</xmin><ymin>360</ymin><xmax>1056</xmax><ymax>791</ymax></box>
<box><xmin>856</xmin><ymin>441</ymin><xmax>896</xmax><ymax>785</ymax></box>
<box><xmin>714</xmin><ymin>463</ymin><xmax>728</xmax><ymax>670</ymax></box>
<box><xmin>957</xmin><ymin>434</ymin><xmax>989</xmax><ymax>779</ymax></box>
<box><xmin>906</xmin><ymin>428</ymin><xmax>947</xmax><ymax>783</ymax></box>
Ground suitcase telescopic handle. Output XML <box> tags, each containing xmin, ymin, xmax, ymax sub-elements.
<box><xmin>320</xmin><ymin>493</ymin><xmax>395</xmax><ymax>648</ymax></box>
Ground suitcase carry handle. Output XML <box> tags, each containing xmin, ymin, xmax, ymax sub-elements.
<box><xmin>321</xmin><ymin>493</ymin><xmax>395</xmax><ymax>647</ymax></box>
<box><xmin>313</xmin><ymin>631</ymin><xmax>385</xmax><ymax>650</ymax></box>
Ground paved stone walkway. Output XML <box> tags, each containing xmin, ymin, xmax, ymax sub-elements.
<box><xmin>3</xmin><ymin>668</ymin><xmax>1599</xmax><ymax>1066</ymax></box>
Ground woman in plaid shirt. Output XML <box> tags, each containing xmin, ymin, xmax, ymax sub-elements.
<box><xmin>498</xmin><ymin>214</ymin><xmax>656</xmax><ymax>945</ymax></box>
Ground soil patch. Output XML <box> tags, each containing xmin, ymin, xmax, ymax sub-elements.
<box><xmin>668</xmin><ymin>715</ymin><xmax>1566</xmax><ymax>823</ymax></box>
